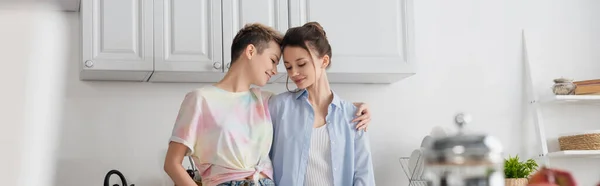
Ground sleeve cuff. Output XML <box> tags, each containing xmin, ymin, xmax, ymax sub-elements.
<box><xmin>169</xmin><ymin>136</ymin><xmax>195</xmax><ymax>156</ymax></box>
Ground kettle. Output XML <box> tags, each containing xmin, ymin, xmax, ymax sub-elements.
<box><xmin>103</xmin><ymin>169</ymin><xmax>134</xmax><ymax>186</ymax></box>
<box><xmin>423</xmin><ymin>113</ymin><xmax>504</xmax><ymax>186</ymax></box>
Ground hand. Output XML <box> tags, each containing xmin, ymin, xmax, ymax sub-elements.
<box><xmin>352</xmin><ymin>102</ymin><xmax>371</xmax><ymax>131</ymax></box>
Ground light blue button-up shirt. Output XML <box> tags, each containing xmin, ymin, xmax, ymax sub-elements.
<box><xmin>268</xmin><ymin>89</ymin><xmax>376</xmax><ymax>186</ymax></box>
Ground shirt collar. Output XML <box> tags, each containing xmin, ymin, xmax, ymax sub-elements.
<box><xmin>294</xmin><ymin>89</ymin><xmax>342</xmax><ymax>108</ymax></box>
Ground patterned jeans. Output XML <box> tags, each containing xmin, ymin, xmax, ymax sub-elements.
<box><xmin>216</xmin><ymin>178</ymin><xmax>275</xmax><ymax>186</ymax></box>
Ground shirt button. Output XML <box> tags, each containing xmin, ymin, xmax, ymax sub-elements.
<box><xmin>334</xmin><ymin>168</ymin><xmax>337</xmax><ymax>171</ymax></box>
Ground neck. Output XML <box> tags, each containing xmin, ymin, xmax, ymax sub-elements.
<box><xmin>215</xmin><ymin>60</ymin><xmax>252</xmax><ymax>92</ymax></box>
<box><xmin>307</xmin><ymin>72</ymin><xmax>333</xmax><ymax>106</ymax></box>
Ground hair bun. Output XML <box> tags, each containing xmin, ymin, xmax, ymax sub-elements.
<box><xmin>303</xmin><ymin>21</ymin><xmax>326</xmax><ymax>38</ymax></box>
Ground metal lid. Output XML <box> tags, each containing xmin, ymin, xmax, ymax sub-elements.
<box><xmin>424</xmin><ymin>113</ymin><xmax>503</xmax><ymax>166</ymax></box>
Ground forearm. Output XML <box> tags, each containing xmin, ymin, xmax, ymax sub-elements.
<box><xmin>164</xmin><ymin>162</ymin><xmax>197</xmax><ymax>186</ymax></box>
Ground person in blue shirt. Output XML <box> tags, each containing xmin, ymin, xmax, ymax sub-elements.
<box><xmin>269</xmin><ymin>22</ymin><xmax>376</xmax><ymax>186</ymax></box>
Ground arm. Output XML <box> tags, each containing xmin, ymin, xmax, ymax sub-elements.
<box><xmin>164</xmin><ymin>142</ymin><xmax>198</xmax><ymax>186</ymax></box>
<box><xmin>352</xmin><ymin>103</ymin><xmax>372</xmax><ymax>131</ymax></box>
<box><xmin>267</xmin><ymin>92</ymin><xmax>278</xmax><ymax>159</ymax></box>
<box><xmin>353</xmin><ymin>130</ymin><xmax>376</xmax><ymax>186</ymax></box>
<box><xmin>265</xmin><ymin>91</ymin><xmax>278</xmax><ymax>129</ymax></box>
<box><xmin>164</xmin><ymin>91</ymin><xmax>202</xmax><ymax>186</ymax></box>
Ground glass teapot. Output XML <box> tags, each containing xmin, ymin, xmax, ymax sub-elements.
<box><xmin>422</xmin><ymin>113</ymin><xmax>505</xmax><ymax>186</ymax></box>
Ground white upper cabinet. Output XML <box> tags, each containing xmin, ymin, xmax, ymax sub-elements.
<box><xmin>80</xmin><ymin>0</ymin><xmax>154</xmax><ymax>81</ymax></box>
<box><xmin>79</xmin><ymin>0</ymin><xmax>415</xmax><ymax>84</ymax></box>
<box><xmin>150</xmin><ymin>0</ymin><xmax>223</xmax><ymax>82</ymax></box>
<box><xmin>221</xmin><ymin>0</ymin><xmax>289</xmax><ymax>83</ymax></box>
<box><xmin>282</xmin><ymin>0</ymin><xmax>416</xmax><ymax>83</ymax></box>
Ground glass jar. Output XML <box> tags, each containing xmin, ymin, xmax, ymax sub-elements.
<box><xmin>423</xmin><ymin>113</ymin><xmax>504</xmax><ymax>186</ymax></box>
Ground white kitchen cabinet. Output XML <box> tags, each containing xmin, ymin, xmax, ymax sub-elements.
<box><xmin>80</xmin><ymin>0</ymin><xmax>154</xmax><ymax>81</ymax></box>
<box><xmin>277</xmin><ymin>0</ymin><xmax>415</xmax><ymax>83</ymax></box>
<box><xmin>80</xmin><ymin>0</ymin><xmax>415</xmax><ymax>84</ymax></box>
<box><xmin>221</xmin><ymin>0</ymin><xmax>289</xmax><ymax>83</ymax></box>
<box><xmin>149</xmin><ymin>0</ymin><xmax>223</xmax><ymax>83</ymax></box>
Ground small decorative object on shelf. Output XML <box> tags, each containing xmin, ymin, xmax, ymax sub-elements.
<box><xmin>573</xmin><ymin>79</ymin><xmax>600</xmax><ymax>95</ymax></box>
<box><xmin>552</xmin><ymin>77</ymin><xmax>576</xmax><ymax>95</ymax></box>
<box><xmin>103</xmin><ymin>169</ymin><xmax>134</xmax><ymax>186</ymax></box>
<box><xmin>504</xmin><ymin>155</ymin><xmax>538</xmax><ymax>186</ymax></box>
<box><xmin>527</xmin><ymin>166</ymin><xmax>577</xmax><ymax>186</ymax></box>
<box><xmin>558</xmin><ymin>130</ymin><xmax>600</xmax><ymax>151</ymax></box>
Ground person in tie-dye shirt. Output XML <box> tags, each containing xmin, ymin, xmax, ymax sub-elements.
<box><xmin>163</xmin><ymin>23</ymin><xmax>371</xmax><ymax>186</ymax></box>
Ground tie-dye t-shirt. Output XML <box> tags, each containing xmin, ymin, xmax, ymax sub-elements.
<box><xmin>169</xmin><ymin>85</ymin><xmax>274</xmax><ymax>186</ymax></box>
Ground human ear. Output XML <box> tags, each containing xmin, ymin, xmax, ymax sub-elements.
<box><xmin>321</xmin><ymin>55</ymin><xmax>330</xmax><ymax>69</ymax></box>
<box><xmin>245</xmin><ymin>44</ymin><xmax>256</xmax><ymax>60</ymax></box>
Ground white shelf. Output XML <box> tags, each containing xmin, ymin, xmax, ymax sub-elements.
<box><xmin>546</xmin><ymin>150</ymin><xmax>600</xmax><ymax>158</ymax></box>
<box><xmin>540</xmin><ymin>95</ymin><xmax>600</xmax><ymax>105</ymax></box>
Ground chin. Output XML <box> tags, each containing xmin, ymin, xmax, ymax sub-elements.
<box><xmin>254</xmin><ymin>80</ymin><xmax>268</xmax><ymax>87</ymax></box>
<box><xmin>294</xmin><ymin>83</ymin><xmax>308</xmax><ymax>89</ymax></box>
<box><xmin>256</xmin><ymin>82</ymin><xmax>267</xmax><ymax>87</ymax></box>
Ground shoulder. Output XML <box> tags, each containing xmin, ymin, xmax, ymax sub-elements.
<box><xmin>339</xmin><ymin>100</ymin><xmax>358</xmax><ymax>117</ymax></box>
<box><xmin>249</xmin><ymin>88</ymin><xmax>277</xmax><ymax>102</ymax></box>
<box><xmin>338</xmin><ymin>99</ymin><xmax>359</xmax><ymax>125</ymax></box>
<box><xmin>268</xmin><ymin>91</ymin><xmax>295</xmax><ymax>109</ymax></box>
<box><xmin>187</xmin><ymin>86</ymin><xmax>214</xmax><ymax>97</ymax></box>
<box><xmin>338</xmin><ymin>99</ymin><xmax>368</xmax><ymax>137</ymax></box>
<box><xmin>271</xmin><ymin>91</ymin><xmax>295</xmax><ymax>103</ymax></box>
<box><xmin>181</xmin><ymin>86</ymin><xmax>215</xmax><ymax>103</ymax></box>
<box><xmin>267</xmin><ymin>91</ymin><xmax>295</xmax><ymax>113</ymax></box>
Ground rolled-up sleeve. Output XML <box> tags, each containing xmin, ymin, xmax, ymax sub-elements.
<box><xmin>169</xmin><ymin>91</ymin><xmax>203</xmax><ymax>156</ymax></box>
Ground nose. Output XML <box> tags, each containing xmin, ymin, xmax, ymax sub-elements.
<box><xmin>290</xmin><ymin>67</ymin><xmax>300</xmax><ymax>76</ymax></box>
<box><xmin>271</xmin><ymin>62</ymin><xmax>278</xmax><ymax>75</ymax></box>
<box><xmin>271</xmin><ymin>68</ymin><xmax>278</xmax><ymax>75</ymax></box>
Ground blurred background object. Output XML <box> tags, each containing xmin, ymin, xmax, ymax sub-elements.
<box><xmin>0</xmin><ymin>1</ymin><xmax>68</xmax><ymax>186</ymax></box>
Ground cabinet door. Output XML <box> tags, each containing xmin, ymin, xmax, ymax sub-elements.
<box><xmin>285</xmin><ymin>0</ymin><xmax>415</xmax><ymax>83</ymax></box>
<box><xmin>222</xmin><ymin>0</ymin><xmax>288</xmax><ymax>83</ymax></box>
<box><xmin>151</xmin><ymin>0</ymin><xmax>223</xmax><ymax>82</ymax></box>
<box><xmin>81</xmin><ymin>0</ymin><xmax>154</xmax><ymax>81</ymax></box>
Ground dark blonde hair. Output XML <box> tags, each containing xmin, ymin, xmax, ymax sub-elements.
<box><xmin>230</xmin><ymin>23</ymin><xmax>283</xmax><ymax>63</ymax></box>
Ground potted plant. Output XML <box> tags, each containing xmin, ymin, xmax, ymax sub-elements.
<box><xmin>504</xmin><ymin>155</ymin><xmax>539</xmax><ymax>186</ymax></box>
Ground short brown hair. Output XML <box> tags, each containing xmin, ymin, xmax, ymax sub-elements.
<box><xmin>230</xmin><ymin>23</ymin><xmax>283</xmax><ymax>63</ymax></box>
<box><xmin>281</xmin><ymin>22</ymin><xmax>332</xmax><ymax>68</ymax></box>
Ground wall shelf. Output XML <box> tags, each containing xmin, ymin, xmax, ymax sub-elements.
<box><xmin>540</xmin><ymin>95</ymin><xmax>600</xmax><ymax>105</ymax></box>
<box><xmin>546</xmin><ymin>150</ymin><xmax>600</xmax><ymax>158</ymax></box>
<box><xmin>524</xmin><ymin>30</ymin><xmax>600</xmax><ymax>166</ymax></box>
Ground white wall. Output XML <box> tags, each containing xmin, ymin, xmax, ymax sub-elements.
<box><xmin>54</xmin><ymin>0</ymin><xmax>600</xmax><ymax>185</ymax></box>
<box><xmin>0</xmin><ymin>4</ymin><xmax>68</xmax><ymax>186</ymax></box>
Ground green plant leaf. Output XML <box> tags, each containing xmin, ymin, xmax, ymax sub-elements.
<box><xmin>504</xmin><ymin>155</ymin><xmax>539</xmax><ymax>178</ymax></box>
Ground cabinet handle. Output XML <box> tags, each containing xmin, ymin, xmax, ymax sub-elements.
<box><xmin>213</xmin><ymin>62</ymin><xmax>222</xmax><ymax>69</ymax></box>
<box><xmin>226</xmin><ymin>63</ymin><xmax>231</xmax><ymax>69</ymax></box>
<box><xmin>84</xmin><ymin>60</ymin><xmax>94</xmax><ymax>68</ymax></box>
